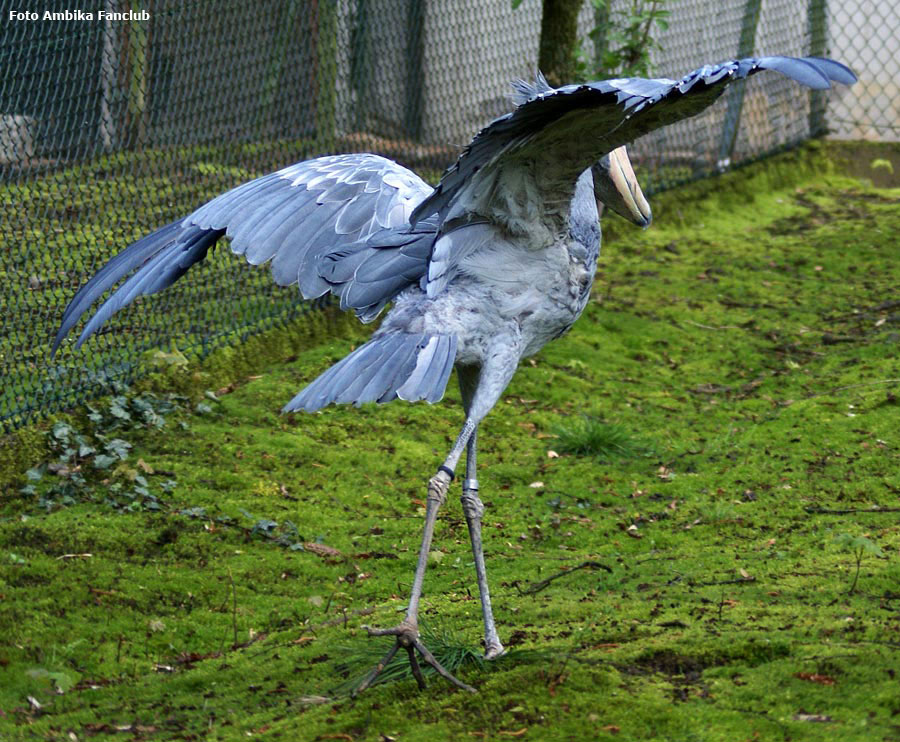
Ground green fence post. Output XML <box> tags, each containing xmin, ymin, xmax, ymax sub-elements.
<box><xmin>717</xmin><ymin>0</ymin><xmax>762</xmax><ymax>168</ymax></box>
<box><xmin>350</xmin><ymin>0</ymin><xmax>371</xmax><ymax>131</ymax></box>
<box><xmin>127</xmin><ymin>1</ymin><xmax>149</xmax><ymax>148</ymax></box>
<box><xmin>404</xmin><ymin>0</ymin><xmax>425</xmax><ymax>141</ymax></box>
<box><xmin>807</xmin><ymin>0</ymin><xmax>828</xmax><ymax>134</ymax></box>
<box><xmin>315</xmin><ymin>0</ymin><xmax>338</xmax><ymax>152</ymax></box>
<box><xmin>258</xmin><ymin>0</ymin><xmax>303</xmax><ymax>138</ymax></box>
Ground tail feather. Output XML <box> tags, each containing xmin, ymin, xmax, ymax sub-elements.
<box><xmin>284</xmin><ymin>332</ymin><xmax>458</xmax><ymax>413</ymax></box>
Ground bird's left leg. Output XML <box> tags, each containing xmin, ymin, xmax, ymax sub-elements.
<box><xmin>460</xmin><ymin>430</ymin><xmax>506</xmax><ymax>659</ymax></box>
<box><xmin>457</xmin><ymin>365</ymin><xmax>505</xmax><ymax>660</ymax></box>
<box><xmin>357</xmin><ymin>338</ymin><xmax>521</xmax><ymax>693</ymax></box>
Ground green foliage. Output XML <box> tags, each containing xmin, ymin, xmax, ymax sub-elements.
<box><xmin>833</xmin><ymin>532</ymin><xmax>884</xmax><ymax>594</ymax></box>
<box><xmin>511</xmin><ymin>0</ymin><xmax>669</xmax><ymax>80</ymax></box>
<box><xmin>19</xmin><ymin>381</ymin><xmax>184</xmax><ymax>512</ymax></box>
<box><xmin>577</xmin><ymin>0</ymin><xmax>670</xmax><ymax>79</ymax></box>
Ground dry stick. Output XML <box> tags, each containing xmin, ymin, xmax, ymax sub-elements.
<box><xmin>228</xmin><ymin>568</ymin><xmax>238</xmax><ymax>649</ymax></box>
<box><xmin>807</xmin><ymin>379</ymin><xmax>900</xmax><ymax>399</ymax></box>
<box><xmin>517</xmin><ymin>560</ymin><xmax>612</xmax><ymax>596</ymax></box>
<box><xmin>692</xmin><ymin>577</ymin><xmax>756</xmax><ymax>587</ymax></box>
<box><xmin>805</xmin><ymin>506</ymin><xmax>900</xmax><ymax>515</ymax></box>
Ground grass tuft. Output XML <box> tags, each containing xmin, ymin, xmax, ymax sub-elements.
<box><xmin>331</xmin><ymin>623</ymin><xmax>485</xmax><ymax>694</ymax></box>
<box><xmin>551</xmin><ymin>416</ymin><xmax>652</xmax><ymax>459</ymax></box>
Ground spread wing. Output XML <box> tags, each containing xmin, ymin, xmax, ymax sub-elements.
<box><xmin>412</xmin><ymin>56</ymin><xmax>856</xmax><ymax>227</ymax></box>
<box><xmin>53</xmin><ymin>154</ymin><xmax>435</xmax><ymax>351</ymax></box>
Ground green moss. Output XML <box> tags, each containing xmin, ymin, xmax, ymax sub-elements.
<box><xmin>1</xmin><ymin>143</ymin><xmax>899</xmax><ymax>740</ymax></box>
<box><xmin>0</xmin><ymin>427</ymin><xmax>47</xmax><ymax>495</ymax></box>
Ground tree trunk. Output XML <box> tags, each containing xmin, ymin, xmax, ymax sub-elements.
<box><xmin>538</xmin><ymin>0</ymin><xmax>582</xmax><ymax>87</ymax></box>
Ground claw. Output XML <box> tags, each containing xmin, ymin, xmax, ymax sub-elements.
<box><xmin>354</xmin><ymin>621</ymin><xmax>477</xmax><ymax>694</ymax></box>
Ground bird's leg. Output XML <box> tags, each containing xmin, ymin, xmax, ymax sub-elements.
<box><xmin>357</xmin><ymin>440</ymin><xmax>476</xmax><ymax>694</ymax></box>
<box><xmin>357</xmin><ymin>343</ymin><xmax>521</xmax><ymax>694</ymax></box>
<box><xmin>460</xmin><ymin>429</ymin><xmax>506</xmax><ymax>660</ymax></box>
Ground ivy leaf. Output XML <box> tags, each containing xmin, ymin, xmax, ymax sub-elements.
<box><xmin>52</xmin><ymin>422</ymin><xmax>73</xmax><ymax>441</ymax></box>
<box><xmin>92</xmin><ymin>454</ymin><xmax>117</xmax><ymax>470</ymax></box>
<box><xmin>108</xmin><ymin>398</ymin><xmax>132</xmax><ymax>421</ymax></box>
<box><xmin>105</xmin><ymin>439</ymin><xmax>132</xmax><ymax>460</ymax></box>
<box><xmin>251</xmin><ymin>519</ymin><xmax>278</xmax><ymax>535</ymax></box>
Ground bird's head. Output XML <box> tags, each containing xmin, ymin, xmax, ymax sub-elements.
<box><xmin>592</xmin><ymin>146</ymin><xmax>652</xmax><ymax>228</ymax></box>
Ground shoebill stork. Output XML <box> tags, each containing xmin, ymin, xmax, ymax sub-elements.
<box><xmin>53</xmin><ymin>55</ymin><xmax>855</xmax><ymax>692</ymax></box>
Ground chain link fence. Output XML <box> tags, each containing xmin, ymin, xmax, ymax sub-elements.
<box><xmin>0</xmin><ymin>0</ymin><xmax>890</xmax><ymax>432</ymax></box>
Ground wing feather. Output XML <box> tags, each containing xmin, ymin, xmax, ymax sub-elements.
<box><xmin>412</xmin><ymin>55</ymin><xmax>856</xmax><ymax>225</ymax></box>
<box><xmin>53</xmin><ymin>154</ymin><xmax>435</xmax><ymax>351</ymax></box>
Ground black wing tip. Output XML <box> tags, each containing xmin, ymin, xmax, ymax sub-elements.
<box><xmin>753</xmin><ymin>55</ymin><xmax>857</xmax><ymax>90</ymax></box>
<box><xmin>803</xmin><ymin>56</ymin><xmax>858</xmax><ymax>85</ymax></box>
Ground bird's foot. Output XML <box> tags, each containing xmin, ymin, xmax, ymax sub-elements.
<box><xmin>484</xmin><ymin>640</ymin><xmax>506</xmax><ymax>661</ymax></box>
<box><xmin>354</xmin><ymin>620</ymin><xmax>476</xmax><ymax>694</ymax></box>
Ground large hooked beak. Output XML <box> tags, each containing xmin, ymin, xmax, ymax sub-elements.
<box><xmin>592</xmin><ymin>146</ymin><xmax>652</xmax><ymax>228</ymax></box>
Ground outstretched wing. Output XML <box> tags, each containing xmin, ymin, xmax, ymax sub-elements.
<box><xmin>53</xmin><ymin>154</ymin><xmax>434</xmax><ymax>352</ymax></box>
<box><xmin>412</xmin><ymin>56</ymin><xmax>856</xmax><ymax>226</ymax></box>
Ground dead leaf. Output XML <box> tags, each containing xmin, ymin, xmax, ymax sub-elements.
<box><xmin>498</xmin><ymin>728</ymin><xmax>529</xmax><ymax>737</ymax></box>
<box><xmin>547</xmin><ymin>450</ymin><xmax>559</xmax><ymax>459</ymax></box>
<box><xmin>136</xmin><ymin>458</ymin><xmax>154</xmax><ymax>474</ymax></box>
<box><xmin>793</xmin><ymin>713</ymin><xmax>833</xmax><ymax>722</ymax></box>
<box><xmin>529</xmin><ymin>481</ymin><xmax>544</xmax><ymax>489</ymax></box>
<box><xmin>794</xmin><ymin>672</ymin><xmax>836</xmax><ymax>686</ymax></box>
<box><xmin>602</xmin><ymin>726</ymin><xmax>621</xmax><ymax>734</ymax></box>
<box><xmin>296</xmin><ymin>695</ymin><xmax>331</xmax><ymax>706</ymax></box>
<box><xmin>739</xmin><ymin>568</ymin><xmax>751</xmax><ymax>579</ymax></box>
<box><xmin>304</xmin><ymin>542</ymin><xmax>344</xmax><ymax>560</ymax></box>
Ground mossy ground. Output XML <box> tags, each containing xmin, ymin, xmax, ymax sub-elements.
<box><xmin>1</xmin><ymin>143</ymin><xmax>899</xmax><ymax>741</ymax></box>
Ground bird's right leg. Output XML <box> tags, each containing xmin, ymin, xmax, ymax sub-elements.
<box><xmin>357</xmin><ymin>465</ymin><xmax>472</xmax><ymax>693</ymax></box>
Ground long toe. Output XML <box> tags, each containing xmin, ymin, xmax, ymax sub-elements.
<box><xmin>484</xmin><ymin>642</ymin><xmax>506</xmax><ymax>661</ymax></box>
<box><xmin>355</xmin><ymin>622</ymin><xmax>477</xmax><ymax>694</ymax></box>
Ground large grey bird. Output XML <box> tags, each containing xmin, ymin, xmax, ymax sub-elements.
<box><xmin>54</xmin><ymin>55</ymin><xmax>855</xmax><ymax>692</ymax></box>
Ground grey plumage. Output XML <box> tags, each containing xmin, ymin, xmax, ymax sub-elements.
<box><xmin>53</xmin><ymin>56</ymin><xmax>855</xmax><ymax>692</ymax></box>
<box><xmin>411</xmin><ymin>56</ymin><xmax>855</xmax><ymax>229</ymax></box>
<box><xmin>283</xmin><ymin>332</ymin><xmax>457</xmax><ymax>412</ymax></box>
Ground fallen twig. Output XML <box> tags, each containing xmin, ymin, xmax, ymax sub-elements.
<box><xmin>806</xmin><ymin>379</ymin><xmax>899</xmax><ymax>399</ymax></box>
<box><xmin>691</xmin><ymin>577</ymin><xmax>756</xmax><ymax>587</ymax></box>
<box><xmin>805</xmin><ymin>506</ymin><xmax>900</xmax><ymax>515</ymax></box>
<box><xmin>516</xmin><ymin>560</ymin><xmax>612</xmax><ymax>596</ymax></box>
